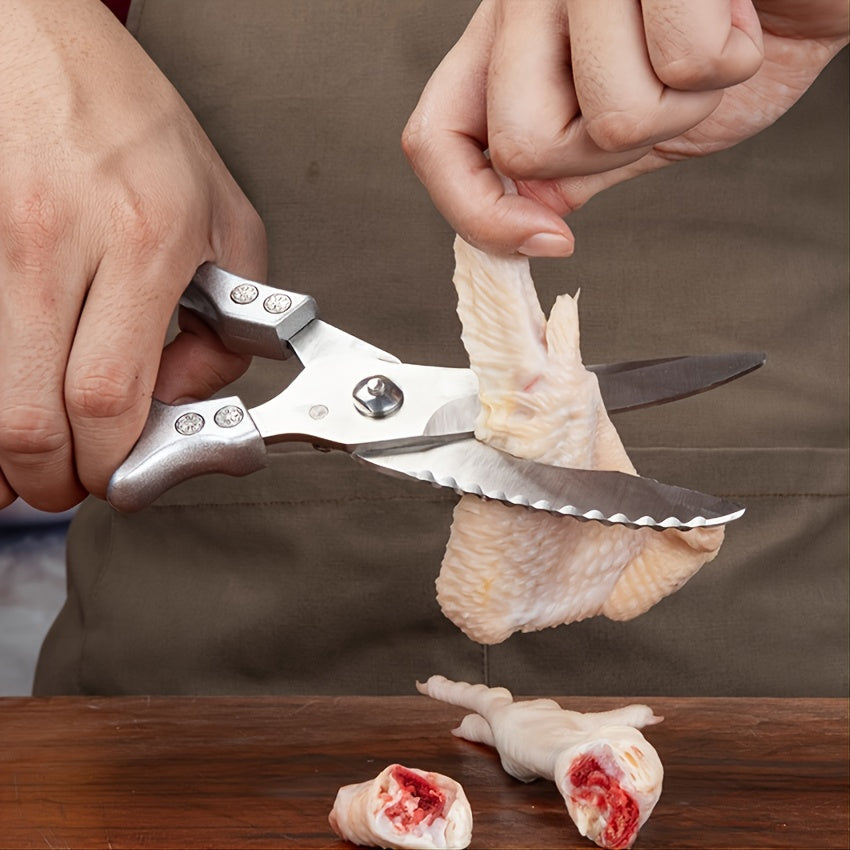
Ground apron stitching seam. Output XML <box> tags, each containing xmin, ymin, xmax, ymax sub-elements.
<box><xmin>140</xmin><ymin>496</ymin><xmax>458</xmax><ymax>509</ymax></box>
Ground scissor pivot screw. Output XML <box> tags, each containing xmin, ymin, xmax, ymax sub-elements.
<box><xmin>353</xmin><ymin>375</ymin><xmax>403</xmax><ymax>418</ymax></box>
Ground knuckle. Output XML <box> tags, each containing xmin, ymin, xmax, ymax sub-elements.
<box><xmin>679</xmin><ymin>50</ymin><xmax>761</xmax><ymax>89</ymax></box>
<box><xmin>455</xmin><ymin>205</ymin><xmax>510</xmax><ymax>254</ymax></box>
<box><xmin>0</xmin><ymin>402</ymin><xmax>67</xmax><ymax>459</ymax></box>
<box><xmin>488</xmin><ymin>132</ymin><xmax>557</xmax><ymax>181</ymax></box>
<box><xmin>585</xmin><ymin>111</ymin><xmax>653</xmax><ymax>153</ymax></box>
<box><xmin>648</xmin><ymin>29</ymin><xmax>764</xmax><ymax>91</ymax></box>
<box><xmin>401</xmin><ymin>115</ymin><xmax>444</xmax><ymax>188</ymax></box>
<box><xmin>455</xmin><ymin>221</ymin><xmax>489</xmax><ymax>252</ymax></box>
<box><xmin>1</xmin><ymin>184</ymin><xmax>68</xmax><ymax>273</ymax></box>
<box><xmin>110</xmin><ymin>190</ymin><xmax>175</xmax><ymax>256</ymax></box>
<box><xmin>401</xmin><ymin>112</ymin><xmax>446</xmax><ymax>180</ymax></box>
<box><xmin>654</xmin><ymin>54</ymin><xmax>717</xmax><ymax>90</ymax></box>
<box><xmin>66</xmin><ymin>358</ymin><xmax>146</xmax><ymax>424</ymax></box>
<box><xmin>400</xmin><ymin>114</ymin><xmax>427</xmax><ymax>163</ymax></box>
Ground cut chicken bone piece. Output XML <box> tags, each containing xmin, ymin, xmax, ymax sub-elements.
<box><xmin>417</xmin><ymin>675</ymin><xmax>663</xmax><ymax>850</ymax></box>
<box><xmin>437</xmin><ymin>236</ymin><xmax>725</xmax><ymax>644</ymax></box>
<box><xmin>328</xmin><ymin>762</ymin><xmax>473</xmax><ymax>850</ymax></box>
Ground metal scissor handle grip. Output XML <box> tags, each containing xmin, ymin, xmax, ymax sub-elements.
<box><xmin>107</xmin><ymin>397</ymin><xmax>267</xmax><ymax>513</ymax></box>
<box><xmin>181</xmin><ymin>263</ymin><xmax>318</xmax><ymax>360</ymax></box>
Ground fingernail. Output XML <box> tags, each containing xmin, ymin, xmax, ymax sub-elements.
<box><xmin>517</xmin><ymin>232</ymin><xmax>574</xmax><ymax>258</ymax></box>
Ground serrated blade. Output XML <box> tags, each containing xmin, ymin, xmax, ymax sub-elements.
<box><xmin>355</xmin><ymin>439</ymin><xmax>743</xmax><ymax>530</ymax></box>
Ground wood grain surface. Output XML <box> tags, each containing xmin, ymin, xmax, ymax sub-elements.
<box><xmin>0</xmin><ymin>696</ymin><xmax>847</xmax><ymax>849</ymax></box>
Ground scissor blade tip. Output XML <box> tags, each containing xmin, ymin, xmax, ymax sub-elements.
<box><xmin>741</xmin><ymin>351</ymin><xmax>767</xmax><ymax>367</ymax></box>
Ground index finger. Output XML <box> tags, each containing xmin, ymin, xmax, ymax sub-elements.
<box><xmin>63</xmin><ymin>251</ymin><xmax>197</xmax><ymax>497</ymax></box>
<box><xmin>402</xmin><ymin>3</ymin><xmax>574</xmax><ymax>256</ymax></box>
<box><xmin>485</xmin><ymin>0</ymin><xmax>655</xmax><ymax>179</ymax></box>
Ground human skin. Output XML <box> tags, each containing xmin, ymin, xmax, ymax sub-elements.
<box><xmin>402</xmin><ymin>0</ymin><xmax>849</xmax><ymax>257</ymax></box>
<box><xmin>0</xmin><ymin>0</ymin><xmax>846</xmax><ymax>512</ymax></box>
<box><xmin>0</xmin><ymin>0</ymin><xmax>267</xmax><ymax>511</ymax></box>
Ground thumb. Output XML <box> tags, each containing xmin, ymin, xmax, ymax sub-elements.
<box><xmin>154</xmin><ymin>309</ymin><xmax>253</xmax><ymax>404</ymax></box>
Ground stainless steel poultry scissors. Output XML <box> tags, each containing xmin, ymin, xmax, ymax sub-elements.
<box><xmin>107</xmin><ymin>264</ymin><xmax>764</xmax><ymax>527</ymax></box>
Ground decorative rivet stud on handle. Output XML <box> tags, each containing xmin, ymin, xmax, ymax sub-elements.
<box><xmin>263</xmin><ymin>293</ymin><xmax>292</xmax><ymax>314</ymax></box>
<box><xmin>174</xmin><ymin>412</ymin><xmax>205</xmax><ymax>435</ymax></box>
<box><xmin>214</xmin><ymin>405</ymin><xmax>245</xmax><ymax>428</ymax></box>
<box><xmin>352</xmin><ymin>375</ymin><xmax>404</xmax><ymax>418</ymax></box>
<box><xmin>230</xmin><ymin>283</ymin><xmax>259</xmax><ymax>304</ymax></box>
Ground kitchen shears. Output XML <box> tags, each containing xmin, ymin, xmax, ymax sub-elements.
<box><xmin>107</xmin><ymin>264</ymin><xmax>764</xmax><ymax>527</ymax></box>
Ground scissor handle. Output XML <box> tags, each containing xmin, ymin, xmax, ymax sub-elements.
<box><xmin>107</xmin><ymin>397</ymin><xmax>268</xmax><ymax>513</ymax></box>
<box><xmin>181</xmin><ymin>263</ymin><xmax>318</xmax><ymax>360</ymax></box>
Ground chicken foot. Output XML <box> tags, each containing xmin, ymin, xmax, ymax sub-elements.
<box><xmin>417</xmin><ymin>675</ymin><xmax>663</xmax><ymax>850</ymax></box>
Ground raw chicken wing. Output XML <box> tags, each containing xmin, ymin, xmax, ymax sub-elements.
<box><xmin>437</xmin><ymin>237</ymin><xmax>725</xmax><ymax>643</ymax></box>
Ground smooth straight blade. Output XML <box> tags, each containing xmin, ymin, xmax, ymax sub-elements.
<box><xmin>356</xmin><ymin>439</ymin><xmax>744</xmax><ymax>530</ymax></box>
<box><xmin>589</xmin><ymin>351</ymin><xmax>765</xmax><ymax>413</ymax></box>
<box><xmin>423</xmin><ymin>352</ymin><xmax>766</xmax><ymax>436</ymax></box>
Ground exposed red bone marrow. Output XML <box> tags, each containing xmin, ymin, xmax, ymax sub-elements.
<box><xmin>382</xmin><ymin>766</ymin><xmax>446</xmax><ymax>829</ymax></box>
<box><xmin>329</xmin><ymin>762</ymin><xmax>472</xmax><ymax>849</ymax></box>
<box><xmin>567</xmin><ymin>754</ymin><xmax>640</xmax><ymax>850</ymax></box>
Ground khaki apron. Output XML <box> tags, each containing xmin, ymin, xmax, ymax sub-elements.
<box><xmin>34</xmin><ymin>0</ymin><xmax>849</xmax><ymax>696</ymax></box>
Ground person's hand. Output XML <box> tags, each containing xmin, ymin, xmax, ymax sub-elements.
<box><xmin>403</xmin><ymin>0</ymin><xmax>849</xmax><ymax>257</ymax></box>
<box><xmin>0</xmin><ymin>0</ymin><xmax>267</xmax><ymax>512</ymax></box>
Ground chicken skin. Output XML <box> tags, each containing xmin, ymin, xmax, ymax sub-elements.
<box><xmin>437</xmin><ymin>237</ymin><xmax>724</xmax><ymax>644</ymax></box>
